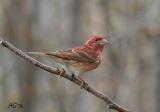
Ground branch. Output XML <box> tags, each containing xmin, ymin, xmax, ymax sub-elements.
<box><xmin>0</xmin><ymin>39</ymin><xmax>132</xmax><ymax>112</ymax></box>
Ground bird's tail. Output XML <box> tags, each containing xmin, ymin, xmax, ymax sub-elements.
<box><xmin>27</xmin><ymin>52</ymin><xmax>46</xmax><ymax>56</ymax></box>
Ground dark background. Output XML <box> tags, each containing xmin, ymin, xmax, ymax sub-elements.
<box><xmin>0</xmin><ymin>0</ymin><xmax>160</xmax><ymax>112</ymax></box>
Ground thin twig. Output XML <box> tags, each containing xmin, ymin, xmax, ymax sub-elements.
<box><xmin>0</xmin><ymin>39</ymin><xmax>132</xmax><ymax>112</ymax></box>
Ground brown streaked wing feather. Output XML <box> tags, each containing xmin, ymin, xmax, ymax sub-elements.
<box><xmin>72</xmin><ymin>47</ymin><xmax>97</xmax><ymax>63</ymax></box>
<box><xmin>45</xmin><ymin>47</ymin><xmax>97</xmax><ymax>63</ymax></box>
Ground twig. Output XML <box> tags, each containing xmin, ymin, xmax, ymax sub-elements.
<box><xmin>0</xmin><ymin>39</ymin><xmax>132</xmax><ymax>112</ymax></box>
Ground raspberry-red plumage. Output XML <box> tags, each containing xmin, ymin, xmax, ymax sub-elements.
<box><xmin>28</xmin><ymin>35</ymin><xmax>108</xmax><ymax>74</ymax></box>
<box><xmin>45</xmin><ymin>35</ymin><xmax>107</xmax><ymax>73</ymax></box>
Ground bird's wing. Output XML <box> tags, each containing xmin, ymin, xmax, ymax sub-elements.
<box><xmin>45</xmin><ymin>47</ymin><xmax>98</xmax><ymax>63</ymax></box>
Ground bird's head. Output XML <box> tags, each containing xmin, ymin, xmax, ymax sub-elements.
<box><xmin>85</xmin><ymin>35</ymin><xmax>108</xmax><ymax>52</ymax></box>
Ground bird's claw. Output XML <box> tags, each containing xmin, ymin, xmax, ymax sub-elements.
<box><xmin>56</xmin><ymin>67</ymin><xmax>65</xmax><ymax>77</ymax></box>
<box><xmin>76</xmin><ymin>76</ymin><xmax>86</xmax><ymax>89</ymax></box>
<box><xmin>80</xmin><ymin>80</ymin><xmax>85</xmax><ymax>89</ymax></box>
<box><xmin>81</xmin><ymin>80</ymin><xmax>87</xmax><ymax>89</ymax></box>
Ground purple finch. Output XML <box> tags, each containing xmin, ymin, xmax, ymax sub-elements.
<box><xmin>28</xmin><ymin>35</ymin><xmax>108</xmax><ymax>88</ymax></box>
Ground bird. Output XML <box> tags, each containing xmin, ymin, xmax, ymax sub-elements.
<box><xmin>27</xmin><ymin>35</ymin><xmax>108</xmax><ymax>88</ymax></box>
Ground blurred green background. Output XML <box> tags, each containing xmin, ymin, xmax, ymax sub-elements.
<box><xmin>0</xmin><ymin>0</ymin><xmax>160</xmax><ymax>112</ymax></box>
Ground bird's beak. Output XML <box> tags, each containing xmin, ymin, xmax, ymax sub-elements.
<box><xmin>96</xmin><ymin>39</ymin><xmax>108</xmax><ymax>45</ymax></box>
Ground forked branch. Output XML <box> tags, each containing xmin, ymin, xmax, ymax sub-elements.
<box><xmin>0</xmin><ymin>39</ymin><xmax>132</xmax><ymax>112</ymax></box>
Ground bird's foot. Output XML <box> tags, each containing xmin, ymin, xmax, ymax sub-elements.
<box><xmin>56</xmin><ymin>67</ymin><xmax>65</xmax><ymax>77</ymax></box>
<box><xmin>80</xmin><ymin>80</ymin><xmax>85</xmax><ymax>89</ymax></box>
<box><xmin>77</xmin><ymin>76</ymin><xmax>86</xmax><ymax>89</ymax></box>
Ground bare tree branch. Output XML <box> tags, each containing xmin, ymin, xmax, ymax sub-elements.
<box><xmin>0</xmin><ymin>39</ymin><xmax>132</xmax><ymax>112</ymax></box>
